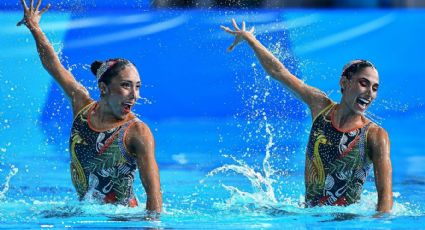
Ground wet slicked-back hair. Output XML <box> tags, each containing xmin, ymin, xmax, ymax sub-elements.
<box><xmin>341</xmin><ymin>59</ymin><xmax>376</xmax><ymax>80</ymax></box>
<box><xmin>90</xmin><ymin>58</ymin><xmax>135</xmax><ymax>85</ymax></box>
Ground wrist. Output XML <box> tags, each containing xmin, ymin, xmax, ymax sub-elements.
<box><xmin>244</xmin><ymin>33</ymin><xmax>256</xmax><ymax>44</ymax></box>
<box><xmin>26</xmin><ymin>20</ymin><xmax>41</xmax><ymax>31</ymax></box>
<box><xmin>144</xmin><ymin>210</ymin><xmax>161</xmax><ymax>221</ymax></box>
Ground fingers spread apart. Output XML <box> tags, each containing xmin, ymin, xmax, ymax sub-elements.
<box><xmin>220</xmin><ymin>25</ymin><xmax>236</xmax><ymax>35</ymax></box>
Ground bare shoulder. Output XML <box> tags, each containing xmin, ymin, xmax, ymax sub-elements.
<box><xmin>367</xmin><ymin>124</ymin><xmax>390</xmax><ymax>145</ymax></box>
<box><xmin>72</xmin><ymin>98</ymin><xmax>94</xmax><ymax>118</ymax></box>
<box><xmin>367</xmin><ymin>123</ymin><xmax>391</xmax><ymax>159</ymax></box>
<box><xmin>71</xmin><ymin>83</ymin><xmax>93</xmax><ymax>116</ymax></box>
<box><xmin>126</xmin><ymin>120</ymin><xmax>155</xmax><ymax>155</ymax></box>
<box><xmin>306</xmin><ymin>85</ymin><xmax>333</xmax><ymax>119</ymax></box>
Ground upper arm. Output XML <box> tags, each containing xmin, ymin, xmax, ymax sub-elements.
<box><xmin>126</xmin><ymin>122</ymin><xmax>162</xmax><ymax>212</ymax></box>
<box><xmin>368</xmin><ymin>126</ymin><xmax>393</xmax><ymax>212</ymax></box>
<box><xmin>68</xmin><ymin>80</ymin><xmax>92</xmax><ymax>116</ymax></box>
<box><xmin>274</xmin><ymin>69</ymin><xmax>332</xmax><ymax>118</ymax></box>
<box><xmin>31</xmin><ymin>28</ymin><xmax>92</xmax><ymax>113</ymax></box>
<box><xmin>49</xmin><ymin>67</ymin><xmax>92</xmax><ymax>115</ymax></box>
<box><xmin>126</xmin><ymin>122</ymin><xmax>160</xmax><ymax>194</ymax></box>
<box><xmin>244</xmin><ymin>35</ymin><xmax>331</xmax><ymax>117</ymax></box>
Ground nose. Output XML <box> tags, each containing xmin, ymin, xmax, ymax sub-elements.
<box><xmin>364</xmin><ymin>86</ymin><xmax>373</xmax><ymax>97</ymax></box>
<box><xmin>365</xmin><ymin>86</ymin><xmax>371</xmax><ymax>95</ymax></box>
<box><xmin>130</xmin><ymin>86</ymin><xmax>140</xmax><ymax>100</ymax></box>
<box><xmin>365</xmin><ymin>86</ymin><xmax>375</xmax><ymax>98</ymax></box>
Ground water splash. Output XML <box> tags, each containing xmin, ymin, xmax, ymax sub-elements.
<box><xmin>0</xmin><ymin>165</ymin><xmax>18</xmax><ymax>200</ymax></box>
<box><xmin>202</xmin><ymin>154</ymin><xmax>276</xmax><ymax>202</ymax></box>
<box><xmin>364</xmin><ymin>110</ymin><xmax>384</xmax><ymax>126</ymax></box>
<box><xmin>200</xmin><ymin>41</ymin><xmax>303</xmax><ymax>209</ymax></box>
<box><xmin>202</xmin><ymin>122</ymin><xmax>279</xmax><ymax>207</ymax></box>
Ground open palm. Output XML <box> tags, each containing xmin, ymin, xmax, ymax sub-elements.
<box><xmin>17</xmin><ymin>0</ymin><xmax>50</xmax><ymax>28</ymax></box>
<box><xmin>221</xmin><ymin>18</ymin><xmax>255</xmax><ymax>52</ymax></box>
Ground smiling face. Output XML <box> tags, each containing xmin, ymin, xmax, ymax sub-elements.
<box><xmin>100</xmin><ymin>65</ymin><xmax>141</xmax><ymax>120</ymax></box>
<box><xmin>340</xmin><ymin>66</ymin><xmax>379</xmax><ymax>115</ymax></box>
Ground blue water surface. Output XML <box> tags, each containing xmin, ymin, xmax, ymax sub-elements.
<box><xmin>1</xmin><ymin>5</ymin><xmax>425</xmax><ymax>229</ymax></box>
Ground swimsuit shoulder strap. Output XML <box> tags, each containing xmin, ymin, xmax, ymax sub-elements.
<box><xmin>72</xmin><ymin>101</ymin><xmax>96</xmax><ymax>122</ymax></box>
<box><xmin>359</xmin><ymin>122</ymin><xmax>373</xmax><ymax>162</ymax></box>
<box><xmin>312</xmin><ymin>102</ymin><xmax>335</xmax><ymax>123</ymax></box>
<box><xmin>118</xmin><ymin>117</ymin><xmax>142</xmax><ymax>163</ymax></box>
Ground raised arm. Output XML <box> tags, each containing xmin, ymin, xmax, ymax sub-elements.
<box><xmin>127</xmin><ymin>122</ymin><xmax>162</xmax><ymax>216</ymax></box>
<box><xmin>221</xmin><ymin>19</ymin><xmax>332</xmax><ymax>118</ymax></box>
<box><xmin>368</xmin><ymin>126</ymin><xmax>393</xmax><ymax>213</ymax></box>
<box><xmin>17</xmin><ymin>0</ymin><xmax>91</xmax><ymax>115</ymax></box>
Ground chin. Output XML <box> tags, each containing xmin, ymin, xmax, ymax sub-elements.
<box><xmin>352</xmin><ymin>107</ymin><xmax>365</xmax><ymax>115</ymax></box>
<box><xmin>353</xmin><ymin>104</ymin><xmax>369</xmax><ymax>115</ymax></box>
<box><xmin>356</xmin><ymin>110</ymin><xmax>365</xmax><ymax>116</ymax></box>
<box><xmin>114</xmin><ymin>113</ymin><xmax>126</xmax><ymax>120</ymax></box>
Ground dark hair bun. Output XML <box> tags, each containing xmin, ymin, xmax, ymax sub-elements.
<box><xmin>90</xmin><ymin>60</ymin><xmax>103</xmax><ymax>76</ymax></box>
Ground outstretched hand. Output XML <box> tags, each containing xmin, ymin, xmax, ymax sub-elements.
<box><xmin>220</xmin><ymin>18</ymin><xmax>255</xmax><ymax>52</ymax></box>
<box><xmin>17</xmin><ymin>0</ymin><xmax>50</xmax><ymax>29</ymax></box>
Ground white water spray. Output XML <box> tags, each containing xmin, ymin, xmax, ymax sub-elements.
<box><xmin>202</xmin><ymin>120</ymin><xmax>278</xmax><ymax>205</ymax></box>
<box><xmin>0</xmin><ymin>165</ymin><xmax>18</xmax><ymax>200</ymax></box>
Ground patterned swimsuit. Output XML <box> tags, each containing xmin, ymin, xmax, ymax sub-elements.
<box><xmin>69</xmin><ymin>102</ymin><xmax>140</xmax><ymax>206</ymax></box>
<box><xmin>305</xmin><ymin>103</ymin><xmax>373</xmax><ymax>207</ymax></box>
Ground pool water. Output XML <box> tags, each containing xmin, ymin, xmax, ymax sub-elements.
<box><xmin>1</xmin><ymin>6</ymin><xmax>425</xmax><ymax>229</ymax></box>
<box><xmin>1</xmin><ymin>118</ymin><xmax>425</xmax><ymax>228</ymax></box>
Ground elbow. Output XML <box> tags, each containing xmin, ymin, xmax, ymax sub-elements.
<box><xmin>268</xmin><ymin>65</ymin><xmax>286</xmax><ymax>78</ymax></box>
<box><xmin>41</xmin><ymin>60</ymin><xmax>58</xmax><ymax>76</ymax></box>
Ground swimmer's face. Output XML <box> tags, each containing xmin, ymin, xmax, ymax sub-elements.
<box><xmin>340</xmin><ymin>66</ymin><xmax>379</xmax><ymax>115</ymax></box>
<box><xmin>102</xmin><ymin>65</ymin><xmax>141</xmax><ymax>120</ymax></box>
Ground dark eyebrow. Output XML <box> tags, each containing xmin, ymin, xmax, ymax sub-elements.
<box><xmin>359</xmin><ymin>78</ymin><xmax>370</xmax><ymax>84</ymax></box>
<box><xmin>359</xmin><ymin>77</ymin><xmax>370</xmax><ymax>85</ymax></box>
<box><xmin>121</xmin><ymin>80</ymin><xmax>141</xmax><ymax>84</ymax></box>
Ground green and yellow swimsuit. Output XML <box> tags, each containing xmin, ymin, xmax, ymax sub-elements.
<box><xmin>69</xmin><ymin>102</ymin><xmax>140</xmax><ymax>207</ymax></box>
<box><xmin>305</xmin><ymin>103</ymin><xmax>373</xmax><ymax>207</ymax></box>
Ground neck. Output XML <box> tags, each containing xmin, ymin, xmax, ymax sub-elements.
<box><xmin>332</xmin><ymin>103</ymin><xmax>365</xmax><ymax>132</ymax></box>
<box><xmin>92</xmin><ymin>100</ymin><xmax>126</xmax><ymax>125</ymax></box>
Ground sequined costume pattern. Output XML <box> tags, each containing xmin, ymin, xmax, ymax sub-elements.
<box><xmin>305</xmin><ymin>103</ymin><xmax>373</xmax><ymax>207</ymax></box>
<box><xmin>70</xmin><ymin>102</ymin><xmax>140</xmax><ymax>206</ymax></box>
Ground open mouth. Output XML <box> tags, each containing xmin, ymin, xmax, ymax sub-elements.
<box><xmin>122</xmin><ymin>102</ymin><xmax>133</xmax><ymax>114</ymax></box>
<box><xmin>356</xmin><ymin>97</ymin><xmax>370</xmax><ymax>110</ymax></box>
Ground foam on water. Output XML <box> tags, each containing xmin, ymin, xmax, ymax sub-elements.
<box><xmin>0</xmin><ymin>198</ymin><xmax>165</xmax><ymax>228</ymax></box>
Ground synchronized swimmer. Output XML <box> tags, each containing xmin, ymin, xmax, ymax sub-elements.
<box><xmin>18</xmin><ymin>0</ymin><xmax>162</xmax><ymax>217</ymax></box>
<box><xmin>222</xmin><ymin>19</ymin><xmax>392</xmax><ymax>213</ymax></box>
